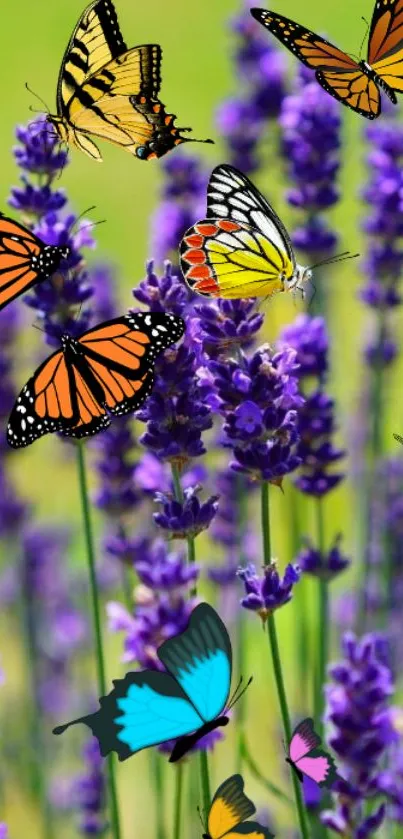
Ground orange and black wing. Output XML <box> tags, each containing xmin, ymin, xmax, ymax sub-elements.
<box><xmin>73</xmin><ymin>312</ymin><xmax>184</xmax><ymax>427</ymax></box>
<box><xmin>7</xmin><ymin>349</ymin><xmax>79</xmax><ymax>447</ymax></box>
<box><xmin>368</xmin><ymin>0</ymin><xmax>403</xmax><ymax>97</ymax></box>
<box><xmin>0</xmin><ymin>214</ymin><xmax>69</xmax><ymax>311</ymax></box>
<box><xmin>250</xmin><ymin>8</ymin><xmax>381</xmax><ymax>118</ymax></box>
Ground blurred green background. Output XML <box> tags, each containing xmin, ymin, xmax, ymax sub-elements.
<box><xmin>1</xmin><ymin>0</ymin><xmax>402</xmax><ymax>837</ymax></box>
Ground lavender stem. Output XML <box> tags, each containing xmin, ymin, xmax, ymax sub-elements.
<box><xmin>314</xmin><ymin>498</ymin><xmax>328</xmax><ymax>738</ymax></box>
<box><xmin>76</xmin><ymin>441</ymin><xmax>122</xmax><ymax>839</ymax></box>
<box><xmin>173</xmin><ymin>763</ymin><xmax>184</xmax><ymax>839</ymax></box>
<box><xmin>261</xmin><ymin>481</ymin><xmax>310</xmax><ymax>839</ymax></box>
<box><xmin>170</xmin><ymin>462</ymin><xmax>210</xmax><ymax>811</ymax></box>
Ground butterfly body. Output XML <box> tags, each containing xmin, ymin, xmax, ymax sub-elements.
<box><xmin>7</xmin><ymin>312</ymin><xmax>184</xmax><ymax>448</ymax></box>
<box><xmin>49</xmin><ymin>0</ymin><xmax>212</xmax><ymax>160</ymax></box>
<box><xmin>180</xmin><ymin>165</ymin><xmax>312</xmax><ymax>301</ymax></box>
<box><xmin>168</xmin><ymin>716</ymin><xmax>229</xmax><ymax>763</ymax></box>
<box><xmin>0</xmin><ymin>214</ymin><xmax>70</xmax><ymax>311</ymax></box>
<box><xmin>251</xmin><ymin>2</ymin><xmax>403</xmax><ymax>119</ymax></box>
<box><xmin>53</xmin><ymin>603</ymin><xmax>235</xmax><ymax>763</ymax></box>
<box><xmin>285</xmin><ymin>755</ymin><xmax>304</xmax><ymax>783</ymax></box>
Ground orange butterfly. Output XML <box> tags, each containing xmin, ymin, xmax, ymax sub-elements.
<box><xmin>0</xmin><ymin>213</ymin><xmax>69</xmax><ymax>311</ymax></box>
<box><xmin>7</xmin><ymin>312</ymin><xmax>184</xmax><ymax>448</ymax></box>
<box><xmin>251</xmin><ymin>1</ymin><xmax>403</xmax><ymax>119</ymax></box>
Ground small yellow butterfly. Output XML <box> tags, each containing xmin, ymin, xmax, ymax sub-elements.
<box><xmin>201</xmin><ymin>775</ymin><xmax>274</xmax><ymax>839</ymax></box>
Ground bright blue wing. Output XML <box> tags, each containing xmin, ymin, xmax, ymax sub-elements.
<box><xmin>158</xmin><ymin>603</ymin><xmax>232</xmax><ymax>722</ymax></box>
<box><xmin>53</xmin><ymin>670</ymin><xmax>203</xmax><ymax>760</ymax></box>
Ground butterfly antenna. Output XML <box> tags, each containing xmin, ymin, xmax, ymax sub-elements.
<box><xmin>25</xmin><ymin>82</ymin><xmax>50</xmax><ymax>113</ymax></box>
<box><xmin>309</xmin><ymin>251</ymin><xmax>359</xmax><ymax>270</ymax></box>
<box><xmin>32</xmin><ymin>322</ymin><xmax>46</xmax><ymax>336</ymax></box>
<box><xmin>359</xmin><ymin>16</ymin><xmax>370</xmax><ymax>60</ymax></box>
<box><xmin>226</xmin><ymin>676</ymin><xmax>253</xmax><ymax>712</ymax></box>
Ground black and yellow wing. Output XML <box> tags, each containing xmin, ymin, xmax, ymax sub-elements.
<box><xmin>206</xmin><ymin>775</ymin><xmax>274</xmax><ymax>839</ymax></box>
<box><xmin>52</xmin><ymin>0</ymin><xmax>212</xmax><ymax>160</ymax></box>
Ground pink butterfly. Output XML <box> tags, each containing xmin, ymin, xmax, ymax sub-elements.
<box><xmin>286</xmin><ymin>718</ymin><xmax>338</xmax><ymax>787</ymax></box>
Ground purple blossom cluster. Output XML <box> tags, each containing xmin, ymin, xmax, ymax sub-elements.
<box><xmin>279</xmin><ymin>314</ymin><xmax>345</xmax><ymax>498</ymax></box>
<box><xmin>322</xmin><ymin>632</ymin><xmax>395</xmax><ymax>837</ymax></box>
<box><xmin>216</xmin><ymin>0</ymin><xmax>287</xmax><ymax>172</ymax></box>
<box><xmin>279</xmin><ymin>69</ymin><xmax>340</xmax><ymax>259</ymax></box>
<box><xmin>10</xmin><ymin>116</ymin><xmax>95</xmax><ymax>342</ymax></box>
<box><xmin>150</xmin><ymin>155</ymin><xmax>207</xmax><ymax>266</ymax></box>
<box><xmin>359</xmin><ymin>115</ymin><xmax>403</xmax><ymax>367</ymax></box>
<box><xmin>237</xmin><ymin>561</ymin><xmax>300</xmax><ymax>619</ymax></box>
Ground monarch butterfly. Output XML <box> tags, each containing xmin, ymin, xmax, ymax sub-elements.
<box><xmin>47</xmin><ymin>0</ymin><xmax>213</xmax><ymax>161</ymax></box>
<box><xmin>7</xmin><ymin>312</ymin><xmax>184</xmax><ymax>448</ymax></box>
<box><xmin>180</xmin><ymin>165</ymin><xmax>356</xmax><ymax>300</ymax></box>
<box><xmin>251</xmin><ymin>2</ymin><xmax>403</xmax><ymax>119</ymax></box>
<box><xmin>201</xmin><ymin>774</ymin><xmax>274</xmax><ymax>839</ymax></box>
<box><xmin>0</xmin><ymin>213</ymin><xmax>69</xmax><ymax>312</ymax></box>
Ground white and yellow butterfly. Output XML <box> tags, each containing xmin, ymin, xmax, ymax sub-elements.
<box><xmin>180</xmin><ymin>165</ymin><xmax>354</xmax><ymax>300</ymax></box>
<box><xmin>48</xmin><ymin>0</ymin><xmax>212</xmax><ymax>161</ymax></box>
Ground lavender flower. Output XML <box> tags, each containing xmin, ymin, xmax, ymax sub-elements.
<box><xmin>279</xmin><ymin>71</ymin><xmax>340</xmax><ymax>261</ymax></box>
<box><xmin>149</xmin><ymin>154</ymin><xmax>207</xmax><ymax>266</ymax></box>
<box><xmin>217</xmin><ymin>0</ymin><xmax>287</xmax><ymax>172</ymax></box>
<box><xmin>360</xmin><ymin>115</ymin><xmax>403</xmax><ymax>368</ymax></box>
<box><xmin>153</xmin><ymin>485</ymin><xmax>218</xmax><ymax>539</ymax></box>
<box><xmin>322</xmin><ymin>632</ymin><xmax>395</xmax><ymax>836</ymax></box>
<box><xmin>237</xmin><ymin>561</ymin><xmax>300</xmax><ymax>620</ymax></box>
<box><xmin>206</xmin><ymin>344</ymin><xmax>302</xmax><ymax>483</ymax></box>
<box><xmin>279</xmin><ymin>314</ymin><xmax>345</xmax><ymax>497</ymax></box>
<box><xmin>133</xmin><ymin>264</ymin><xmax>213</xmax><ymax>467</ymax></box>
<box><xmin>10</xmin><ymin>115</ymin><xmax>95</xmax><ymax>342</ymax></box>
<box><xmin>297</xmin><ymin>535</ymin><xmax>351</xmax><ymax>580</ymax></box>
<box><xmin>73</xmin><ymin>739</ymin><xmax>107</xmax><ymax>836</ymax></box>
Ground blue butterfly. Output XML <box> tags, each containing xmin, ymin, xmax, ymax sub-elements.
<box><xmin>53</xmin><ymin>603</ymin><xmax>246</xmax><ymax>762</ymax></box>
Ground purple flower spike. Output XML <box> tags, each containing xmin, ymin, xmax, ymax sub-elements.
<box><xmin>237</xmin><ymin>561</ymin><xmax>300</xmax><ymax>619</ymax></box>
<box><xmin>297</xmin><ymin>535</ymin><xmax>351</xmax><ymax>581</ymax></box>
<box><xmin>74</xmin><ymin>739</ymin><xmax>107</xmax><ymax>836</ymax></box>
<box><xmin>217</xmin><ymin>1</ymin><xmax>287</xmax><ymax>172</ymax></box>
<box><xmin>153</xmin><ymin>486</ymin><xmax>219</xmax><ymax>539</ymax></box>
<box><xmin>322</xmin><ymin>632</ymin><xmax>395</xmax><ymax>835</ymax></box>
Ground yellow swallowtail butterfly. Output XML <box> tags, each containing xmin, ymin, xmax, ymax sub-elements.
<box><xmin>48</xmin><ymin>0</ymin><xmax>212</xmax><ymax>161</ymax></box>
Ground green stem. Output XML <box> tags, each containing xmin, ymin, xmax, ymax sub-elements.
<box><xmin>289</xmin><ymin>486</ymin><xmax>309</xmax><ymax>705</ymax></box>
<box><xmin>240</xmin><ymin>735</ymin><xmax>293</xmax><ymax>806</ymax></box>
<box><xmin>152</xmin><ymin>751</ymin><xmax>166</xmax><ymax>839</ymax></box>
<box><xmin>314</xmin><ymin>498</ymin><xmax>328</xmax><ymax>738</ymax></box>
<box><xmin>261</xmin><ymin>482</ymin><xmax>310</xmax><ymax>839</ymax></box>
<box><xmin>76</xmin><ymin>442</ymin><xmax>122</xmax><ymax>839</ymax></box>
<box><xmin>173</xmin><ymin>763</ymin><xmax>184</xmax><ymax>839</ymax></box>
<box><xmin>236</xmin><ymin>477</ymin><xmax>247</xmax><ymax>773</ymax></box>
<box><xmin>20</xmin><ymin>569</ymin><xmax>54</xmax><ymax>839</ymax></box>
<box><xmin>171</xmin><ymin>462</ymin><xmax>196</xmax><ymax>589</ymax></box>
<box><xmin>199</xmin><ymin>749</ymin><xmax>211</xmax><ymax>820</ymax></box>
<box><xmin>358</xmin><ymin>311</ymin><xmax>385</xmax><ymax>632</ymax></box>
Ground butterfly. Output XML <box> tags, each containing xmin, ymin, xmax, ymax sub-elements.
<box><xmin>47</xmin><ymin>0</ymin><xmax>213</xmax><ymax>161</ymax></box>
<box><xmin>286</xmin><ymin>719</ymin><xmax>338</xmax><ymax>787</ymax></box>
<box><xmin>7</xmin><ymin>312</ymin><xmax>184</xmax><ymax>448</ymax></box>
<box><xmin>251</xmin><ymin>2</ymin><xmax>403</xmax><ymax>120</ymax></box>
<box><xmin>0</xmin><ymin>213</ymin><xmax>69</xmax><ymax>312</ymax></box>
<box><xmin>201</xmin><ymin>774</ymin><xmax>274</xmax><ymax>839</ymax></box>
<box><xmin>53</xmin><ymin>603</ymin><xmax>248</xmax><ymax>763</ymax></box>
<box><xmin>180</xmin><ymin>164</ymin><xmax>313</xmax><ymax>300</ymax></box>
